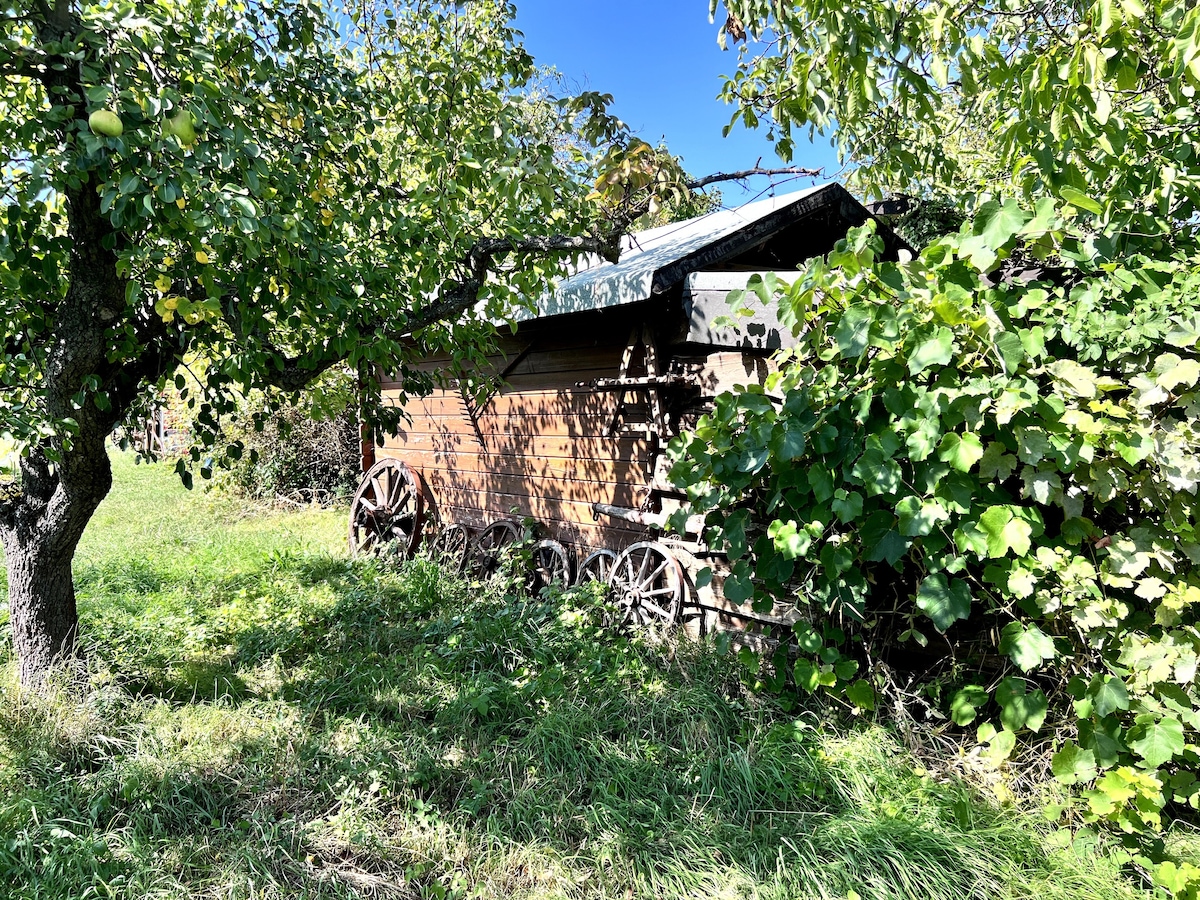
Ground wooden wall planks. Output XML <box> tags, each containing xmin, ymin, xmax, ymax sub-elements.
<box><xmin>376</xmin><ymin>316</ymin><xmax>661</xmax><ymax>554</ymax></box>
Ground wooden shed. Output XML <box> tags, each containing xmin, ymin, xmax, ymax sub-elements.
<box><xmin>352</xmin><ymin>183</ymin><xmax>907</xmax><ymax>636</ymax></box>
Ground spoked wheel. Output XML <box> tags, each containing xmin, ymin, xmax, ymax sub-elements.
<box><xmin>528</xmin><ymin>539</ymin><xmax>573</xmax><ymax>593</ymax></box>
<box><xmin>429</xmin><ymin>523</ymin><xmax>471</xmax><ymax>572</ymax></box>
<box><xmin>348</xmin><ymin>459</ymin><xmax>425</xmax><ymax>558</ymax></box>
<box><xmin>471</xmin><ymin>519</ymin><xmax>522</xmax><ymax>579</ymax></box>
<box><xmin>609</xmin><ymin>542</ymin><xmax>685</xmax><ymax>627</ymax></box>
<box><xmin>576</xmin><ymin>549</ymin><xmax>617</xmax><ymax>586</ymax></box>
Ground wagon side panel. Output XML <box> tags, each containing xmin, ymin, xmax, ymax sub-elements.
<box><xmin>376</xmin><ymin>319</ymin><xmax>658</xmax><ymax>554</ymax></box>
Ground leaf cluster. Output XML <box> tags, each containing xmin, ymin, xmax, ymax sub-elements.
<box><xmin>719</xmin><ymin>0</ymin><xmax>1200</xmax><ymax>235</ymax></box>
<box><xmin>0</xmin><ymin>0</ymin><xmax>623</xmax><ymax>470</ymax></box>
<box><xmin>669</xmin><ymin>210</ymin><xmax>1200</xmax><ymax>859</ymax></box>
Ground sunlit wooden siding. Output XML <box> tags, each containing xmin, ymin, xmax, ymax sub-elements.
<box><xmin>376</xmin><ymin>309</ymin><xmax>661</xmax><ymax>554</ymax></box>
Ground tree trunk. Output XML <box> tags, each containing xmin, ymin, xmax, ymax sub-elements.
<box><xmin>0</xmin><ymin>5</ymin><xmax>182</xmax><ymax>690</ymax></box>
<box><xmin>1</xmin><ymin>444</ymin><xmax>113</xmax><ymax>690</ymax></box>
<box><xmin>5</xmin><ymin>535</ymin><xmax>84</xmax><ymax>688</ymax></box>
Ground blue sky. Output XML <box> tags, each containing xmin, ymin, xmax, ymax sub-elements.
<box><xmin>509</xmin><ymin>0</ymin><xmax>842</xmax><ymax>202</ymax></box>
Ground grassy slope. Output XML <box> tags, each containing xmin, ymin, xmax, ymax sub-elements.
<box><xmin>0</xmin><ymin>452</ymin><xmax>1172</xmax><ymax>900</ymax></box>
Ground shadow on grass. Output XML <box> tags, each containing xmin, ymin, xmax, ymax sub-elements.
<box><xmin>31</xmin><ymin>550</ymin><xmax>1145</xmax><ymax>900</ymax></box>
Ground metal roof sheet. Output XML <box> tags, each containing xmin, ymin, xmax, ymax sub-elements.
<box><xmin>520</xmin><ymin>184</ymin><xmax>828</xmax><ymax>321</ymax></box>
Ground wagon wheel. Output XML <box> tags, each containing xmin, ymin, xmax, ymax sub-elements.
<box><xmin>609</xmin><ymin>542</ymin><xmax>685</xmax><ymax>627</ymax></box>
<box><xmin>528</xmin><ymin>539</ymin><xmax>573</xmax><ymax>593</ymax></box>
<box><xmin>576</xmin><ymin>549</ymin><xmax>617</xmax><ymax>586</ymax></box>
<box><xmin>429</xmin><ymin>523</ymin><xmax>471</xmax><ymax>572</ymax></box>
<box><xmin>348</xmin><ymin>459</ymin><xmax>425</xmax><ymax>558</ymax></box>
<box><xmin>471</xmin><ymin>518</ymin><xmax>522</xmax><ymax>579</ymax></box>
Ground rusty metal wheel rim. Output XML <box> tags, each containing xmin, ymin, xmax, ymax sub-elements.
<box><xmin>348</xmin><ymin>459</ymin><xmax>425</xmax><ymax>558</ymax></box>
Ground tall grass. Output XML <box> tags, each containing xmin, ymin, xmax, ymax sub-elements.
<box><xmin>0</xmin><ymin>452</ymin><xmax>1173</xmax><ymax>899</ymax></box>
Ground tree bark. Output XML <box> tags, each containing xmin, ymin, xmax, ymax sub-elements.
<box><xmin>0</xmin><ymin>4</ymin><xmax>127</xmax><ymax>688</ymax></box>
<box><xmin>1</xmin><ymin>444</ymin><xmax>113</xmax><ymax>689</ymax></box>
<box><xmin>5</xmin><ymin>533</ymin><xmax>84</xmax><ymax>687</ymax></box>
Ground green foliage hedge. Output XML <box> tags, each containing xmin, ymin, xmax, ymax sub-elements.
<box><xmin>668</xmin><ymin>214</ymin><xmax>1200</xmax><ymax>870</ymax></box>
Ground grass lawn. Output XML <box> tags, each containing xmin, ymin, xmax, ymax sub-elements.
<box><xmin>0</xmin><ymin>451</ymin><xmax>1184</xmax><ymax>899</ymax></box>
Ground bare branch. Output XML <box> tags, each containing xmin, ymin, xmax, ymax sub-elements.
<box><xmin>465</xmin><ymin>233</ymin><xmax>612</xmax><ymax>281</ymax></box>
<box><xmin>685</xmin><ymin>165</ymin><xmax>822</xmax><ymax>190</ymax></box>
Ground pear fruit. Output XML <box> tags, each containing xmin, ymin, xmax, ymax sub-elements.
<box><xmin>88</xmin><ymin>109</ymin><xmax>124</xmax><ymax>137</ymax></box>
<box><xmin>163</xmin><ymin>108</ymin><xmax>197</xmax><ymax>146</ymax></box>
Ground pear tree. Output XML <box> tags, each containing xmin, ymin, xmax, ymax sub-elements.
<box><xmin>0</xmin><ymin>0</ymin><xmax>639</xmax><ymax>687</ymax></box>
<box><xmin>0</xmin><ymin>0</ymin><xmax>817</xmax><ymax>688</ymax></box>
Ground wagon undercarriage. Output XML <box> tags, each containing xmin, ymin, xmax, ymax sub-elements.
<box><xmin>347</xmin><ymin>454</ymin><xmax>703</xmax><ymax>632</ymax></box>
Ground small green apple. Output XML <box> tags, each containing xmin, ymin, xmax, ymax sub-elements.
<box><xmin>88</xmin><ymin>109</ymin><xmax>123</xmax><ymax>137</ymax></box>
<box><xmin>163</xmin><ymin>108</ymin><xmax>197</xmax><ymax>146</ymax></box>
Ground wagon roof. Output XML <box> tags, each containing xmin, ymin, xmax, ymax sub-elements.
<box><xmin>526</xmin><ymin>182</ymin><xmax>875</xmax><ymax>321</ymax></box>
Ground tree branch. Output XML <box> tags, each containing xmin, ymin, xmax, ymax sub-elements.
<box><xmin>685</xmin><ymin>165</ymin><xmax>823</xmax><ymax>190</ymax></box>
<box><xmin>464</xmin><ymin>233</ymin><xmax>613</xmax><ymax>281</ymax></box>
<box><xmin>228</xmin><ymin>164</ymin><xmax>825</xmax><ymax>394</ymax></box>
<box><xmin>27</xmin><ymin>0</ymin><xmax>52</xmax><ymax>23</ymax></box>
<box><xmin>261</xmin><ymin>351</ymin><xmax>344</xmax><ymax>393</ymax></box>
<box><xmin>50</xmin><ymin>0</ymin><xmax>71</xmax><ymax>31</ymax></box>
<box><xmin>398</xmin><ymin>232</ymin><xmax>615</xmax><ymax>338</ymax></box>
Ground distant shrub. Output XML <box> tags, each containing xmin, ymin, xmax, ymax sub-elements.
<box><xmin>217</xmin><ymin>371</ymin><xmax>361</xmax><ymax>505</ymax></box>
<box><xmin>891</xmin><ymin>196</ymin><xmax>966</xmax><ymax>250</ymax></box>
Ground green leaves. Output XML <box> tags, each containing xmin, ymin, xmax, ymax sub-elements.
<box><xmin>1058</xmin><ymin>187</ymin><xmax>1103</xmax><ymax>216</ymax></box>
<box><xmin>723</xmin><ymin>559</ymin><xmax>755</xmax><ymax>604</ymax></box>
<box><xmin>831</xmin><ymin>489</ymin><xmax>864</xmax><ymax>523</ymax></box>
<box><xmin>835</xmin><ymin>306</ymin><xmax>873</xmax><ymax>358</ymax></box>
<box><xmin>1127</xmin><ymin>716</ymin><xmax>1185</xmax><ymax>768</ymax></box>
<box><xmin>975</xmin><ymin>199</ymin><xmax>1032</xmax><ymax>249</ymax></box>
<box><xmin>668</xmin><ymin>212</ymin><xmax>1200</xmax><ymax>839</ymax></box>
<box><xmin>999</xmin><ymin>622</ymin><xmax>1057</xmax><ymax>671</ymax></box>
<box><xmin>996</xmin><ymin>677</ymin><xmax>1048</xmax><ymax>732</ymax></box>
<box><xmin>3</xmin><ymin>0</ymin><xmax>625</xmax><ymax>456</ymax></box>
<box><xmin>768</xmin><ymin>519</ymin><xmax>811</xmax><ymax>560</ymax></box>
<box><xmin>1052</xmin><ymin>743</ymin><xmax>1098</xmax><ymax>785</ymax></box>
<box><xmin>950</xmin><ymin>685</ymin><xmax>989</xmax><ymax>726</ymax></box>
<box><xmin>845</xmin><ymin>679</ymin><xmax>876</xmax><ymax>711</ymax></box>
<box><xmin>915</xmin><ymin>573</ymin><xmax>972</xmax><ymax>632</ymax></box>
<box><xmin>1153</xmin><ymin>352</ymin><xmax>1200</xmax><ymax>391</ymax></box>
<box><xmin>937</xmin><ymin>432</ymin><xmax>983</xmax><ymax>473</ymax></box>
<box><xmin>1091</xmin><ymin>676</ymin><xmax>1131</xmax><ymax>719</ymax></box>
<box><xmin>908</xmin><ymin>327</ymin><xmax>955</xmax><ymax>374</ymax></box>
<box><xmin>851</xmin><ymin>439</ymin><xmax>902</xmax><ymax>489</ymax></box>
<box><xmin>666</xmin><ymin>28</ymin><xmax>1200</xmax><ymax>833</ymax></box>
<box><xmin>1046</xmin><ymin>360</ymin><xmax>1101</xmax><ymax>398</ymax></box>
<box><xmin>896</xmin><ymin>496</ymin><xmax>949</xmax><ymax>537</ymax></box>
<box><xmin>977</xmin><ymin>506</ymin><xmax>1034</xmax><ymax>558</ymax></box>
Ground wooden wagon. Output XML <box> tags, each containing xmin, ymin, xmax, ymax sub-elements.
<box><xmin>350</xmin><ymin>183</ymin><xmax>907</xmax><ymax>642</ymax></box>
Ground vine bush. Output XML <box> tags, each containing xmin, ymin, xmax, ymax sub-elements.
<box><xmin>669</xmin><ymin>211</ymin><xmax>1200</xmax><ymax>878</ymax></box>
